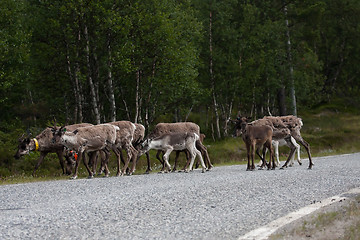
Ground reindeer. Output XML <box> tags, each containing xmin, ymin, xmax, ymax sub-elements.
<box><xmin>14</xmin><ymin>123</ymin><xmax>92</xmax><ymax>175</ymax></box>
<box><xmin>148</xmin><ymin>122</ymin><xmax>213</xmax><ymax>171</ymax></box>
<box><xmin>259</xmin><ymin>137</ymin><xmax>302</xmax><ymax>167</ymax></box>
<box><xmin>252</xmin><ymin>115</ymin><xmax>313</xmax><ymax>169</ymax></box>
<box><xmin>234</xmin><ymin>117</ymin><xmax>275</xmax><ymax>170</ymax></box>
<box><xmin>128</xmin><ymin>123</ymin><xmax>151</xmax><ymax>174</ymax></box>
<box><xmin>167</xmin><ymin>133</ymin><xmax>206</xmax><ymax>172</ymax></box>
<box><xmin>138</xmin><ymin>132</ymin><xmax>207</xmax><ymax>173</ymax></box>
<box><xmin>52</xmin><ymin>124</ymin><xmax>119</xmax><ymax>179</ymax></box>
<box><xmin>232</xmin><ymin>115</ymin><xmax>313</xmax><ymax>169</ymax></box>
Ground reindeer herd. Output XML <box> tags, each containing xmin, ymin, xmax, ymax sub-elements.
<box><xmin>14</xmin><ymin>115</ymin><xmax>313</xmax><ymax>179</ymax></box>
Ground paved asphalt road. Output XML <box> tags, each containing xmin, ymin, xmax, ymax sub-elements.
<box><xmin>0</xmin><ymin>153</ymin><xmax>359</xmax><ymax>240</ymax></box>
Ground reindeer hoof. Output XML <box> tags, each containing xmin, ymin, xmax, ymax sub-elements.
<box><xmin>103</xmin><ymin>175</ymin><xmax>109</xmax><ymax>178</ymax></box>
<box><xmin>70</xmin><ymin>176</ymin><xmax>78</xmax><ymax>180</ymax></box>
<box><xmin>87</xmin><ymin>175</ymin><xmax>94</xmax><ymax>179</ymax></box>
<box><xmin>280</xmin><ymin>167</ymin><xmax>285</xmax><ymax>170</ymax></box>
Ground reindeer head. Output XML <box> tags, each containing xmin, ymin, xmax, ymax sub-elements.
<box><xmin>51</xmin><ymin>126</ymin><xmax>66</xmax><ymax>144</ymax></box>
<box><xmin>135</xmin><ymin>138</ymin><xmax>151</xmax><ymax>156</ymax></box>
<box><xmin>231</xmin><ymin>116</ymin><xmax>251</xmax><ymax>137</ymax></box>
<box><xmin>14</xmin><ymin>134</ymin><xmax>32</xmax><ymax>159</ymax></box>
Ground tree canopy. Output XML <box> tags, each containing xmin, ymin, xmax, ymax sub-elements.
<box><xmin>1</xmin><ymin>0</ymin><xmax>359</xmax><ymax>139</ymax></box>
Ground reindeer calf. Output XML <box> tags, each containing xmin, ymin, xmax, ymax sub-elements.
<box><xmin>138</xmin><ymin>132</ymin><xmax>207</xmax><ymax>173</ymax></box>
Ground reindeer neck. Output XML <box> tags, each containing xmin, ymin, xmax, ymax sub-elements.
<box><xmin>30</xmin><ymin>138</ymin><xmax>39</xmax><ymax>151</ymax></box>
<box><xmin>61</xmin><ymin>134</ymin><xmax>80</xmax><ymax>150</ymax></box>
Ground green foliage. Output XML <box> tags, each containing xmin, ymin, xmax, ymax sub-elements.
<box><xmin>0</xmin><ymin>0</ymin><xmax>359</xmax><ymax>143</ymax></box>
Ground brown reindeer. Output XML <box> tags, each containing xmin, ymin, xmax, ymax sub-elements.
<box><xmin>234</xmin><ymin>117</ymin><xmax>275</xmax><ymax>171</ymax></box>
<box><xmin>114</xmin><ymin>123</ymin><xmax>151</xmax><ymax>175</ymax></box>
<box><xmin>251</xmin><ymin>115</ymin><xmax>313</xmax><ymax>169</ymax></box>
<box><xmin>53</xmin><ymin>124</ymin><xmax>119</xmax><ymax>179</ymax></box>
<box><xmin>14</xmin><ymin>123</ymin><xmax>92</xmax><ymax>175</ymax></box>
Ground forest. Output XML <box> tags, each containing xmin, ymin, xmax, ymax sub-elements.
<box><xmin>1</xmin><ymin>0</ymin><xmax>360</xmax><ymax>177</ymax></box>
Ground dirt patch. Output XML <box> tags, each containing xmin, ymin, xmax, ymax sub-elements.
<box><xmin>268</xmin><ymin>192</ymin><xmax>360</xmax><ymax>240</ymax></box>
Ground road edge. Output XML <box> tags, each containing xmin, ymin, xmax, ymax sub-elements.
<box><xmin>238</xmin><ymin>187</ymin><xmax>360</xmax><ymax>240</ymax></box>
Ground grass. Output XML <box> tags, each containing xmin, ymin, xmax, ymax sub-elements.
<box><xmin>1</xmin><ymin>109</ymin><xmax>360</xmax><ymax>184</ymax></box>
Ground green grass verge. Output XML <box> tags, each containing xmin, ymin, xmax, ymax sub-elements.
<box><xmin>1</xmin><ymin>109</ymin><xmax>360</xmax><ymax>184</ymax></box>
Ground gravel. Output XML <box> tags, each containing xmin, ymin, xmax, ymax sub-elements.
<box><xmin>0</xmin><ymin>153</ymin><xmax>359</xmax><ymax>240</ymax></box>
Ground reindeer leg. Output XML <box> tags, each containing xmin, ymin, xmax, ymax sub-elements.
<box><xmin>283</xmin><ymin>137</ymin><xmax>297</xmax><ymax>167</ymax></box>
<box><xmin>196</xmin><ymin>140</ymin><xmax>213</xmax><ymax>170</ymax></box>
<box><xmin>119</xmin><ymin>149</ymin><xmax>131</xmax><ymax>175</ymax></box>
<box><xmin>84</xmin><ymin>152</ymin><xmax>95</xmax><ymax>178</ymax></box>
<box><xmin>145</xmin><ymin>152</ymin><xmax>152</xmax><ymax>174</ymax></box>
<box><xmin>246</xmin><ymin>143</ymin><xmax>251</xmax><ymax>171</ymax></box>
<box><xmin>280</xmin><ymin>147</ymin><xmax>296</xmax><ymax>170</ymax></box>
<box><xmin>186</xmin><ymin>151</ymin><xmax>196</xmax><ymax>173</ymax></box>
<box><xmin>128</xmin><ymin>146</ymin><xmax>138</xmax><ymax>175</ymax></box>
<box><xmin>71</xmin><ymin>150</ymin><xmax>83</xmax><ymax>179</ymax></box>
<box><xmin>172</xmin><ymin>151</ymin><xmax>181</xmax><ymax>172</ymax></box>
<box><xmin>289</xmin><ymin>137</ymin><xmax>302</xmax><ymax>166</ymax></box>
<box><xmin>194</xmin><ymin>147</ymin><xmax>207</xmax><ymax>173</ymax></box>
<box><xmin>251</xmin><ymin>144</ymin><xmax>256</xmax><ymax>170</ymax></box>
<box><xmin>102</xmin><ymin>150</ymin><xmax>111</xmax><ymax>177</ymax></box>
<box><xmin>256</xmin><ymin>146</ymin><xmax>266</xmax><ymax>170</ymax></box>
<box><xmin>272</xmin><ymin>140</ymin><xmax>280</xmax><ymax>167</ymax></box>
<box><xmin>32</xmin><ymin>152</ymin><xmax>48</xmax><ymax>176</ymax></box>
<box><xmin>56</xmin><ymin>150</ymin><xmax>66</xmax><ymax>175</ymax></box>
<box><xmin>292</xmin><ymin>131</ymin><xmax>313</xmax><ymax>169</ymax></box>
<box><xmin>182</xmin><ymin>150</ymin><xmax>191</xmax><ymax>172</ymax></box>
<box><xmin>156</xmin><ymin>150</ymin><xmax>165</xmax><ymax>172</ymax></box>
<box><xmin>111</xmin><ymin>147</ymin><xmax>122</xmax><ymax>177</ymax></box>
<box><xmin>163</xmin><ymin>149</ymin><xmax>172</xmax><ymax>173</ymax></box>
<box><xmin>268</xmin><ymin>141</ymin><xmax>275</xmax><ymax>170</ymax></box>
<box><xmin>121</xmin><ymin>147</ymin><xmax>131</xmax><ymax>175</ymax></box>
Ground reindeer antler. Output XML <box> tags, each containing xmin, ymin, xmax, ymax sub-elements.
<box><xmin>18</xmin><ymin>133</ymin><xmax>26</xmax><ymax>142</ymax></box>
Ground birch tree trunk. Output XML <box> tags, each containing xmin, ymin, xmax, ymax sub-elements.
<box><xmin>106</xmin><ymin>35</ymin><xmax>116</xmax><ymax>122</ymax></box>
<box><xmin>283</xmin><ymin>3</ymin><xmax>297</xmax><ymax>116</ymax></box>
<box><xmin>134</xmin><ymin>69</ymin><xmax>140</xmax><ymax>123</ymax></box>
<box><xmin>119</xmin><ymin>86</ymin><xmax>131</xmax><ymax>120</ymax></box>
<box><xmin>75</xmin><ymin>29</ymin><xmax>83</xmax><ymax>123</ymax></box>
<box><xmin>65</xmin><ymin>41</ymin><xmax>78</xmax><ymax>123</ymax></box>
<box><xmin>209</xmin><ymin>11</ymin><xmax>221</xmax><ymax>139</ymax></box>
<box><xmin>84</xmin><ymin>24</ymin><xmax>101</xmax><ymax>124</ymax></box>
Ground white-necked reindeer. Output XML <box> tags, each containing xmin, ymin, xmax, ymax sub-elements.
<box><xmin>259</xmin><ymin>137</ymin><xmax>302</xmax><ymax>167</ymax></box>
<box><xmin>138</xmin><ymin>132</ymin><xmax>207</xmax><ymax>173</ymax></box>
